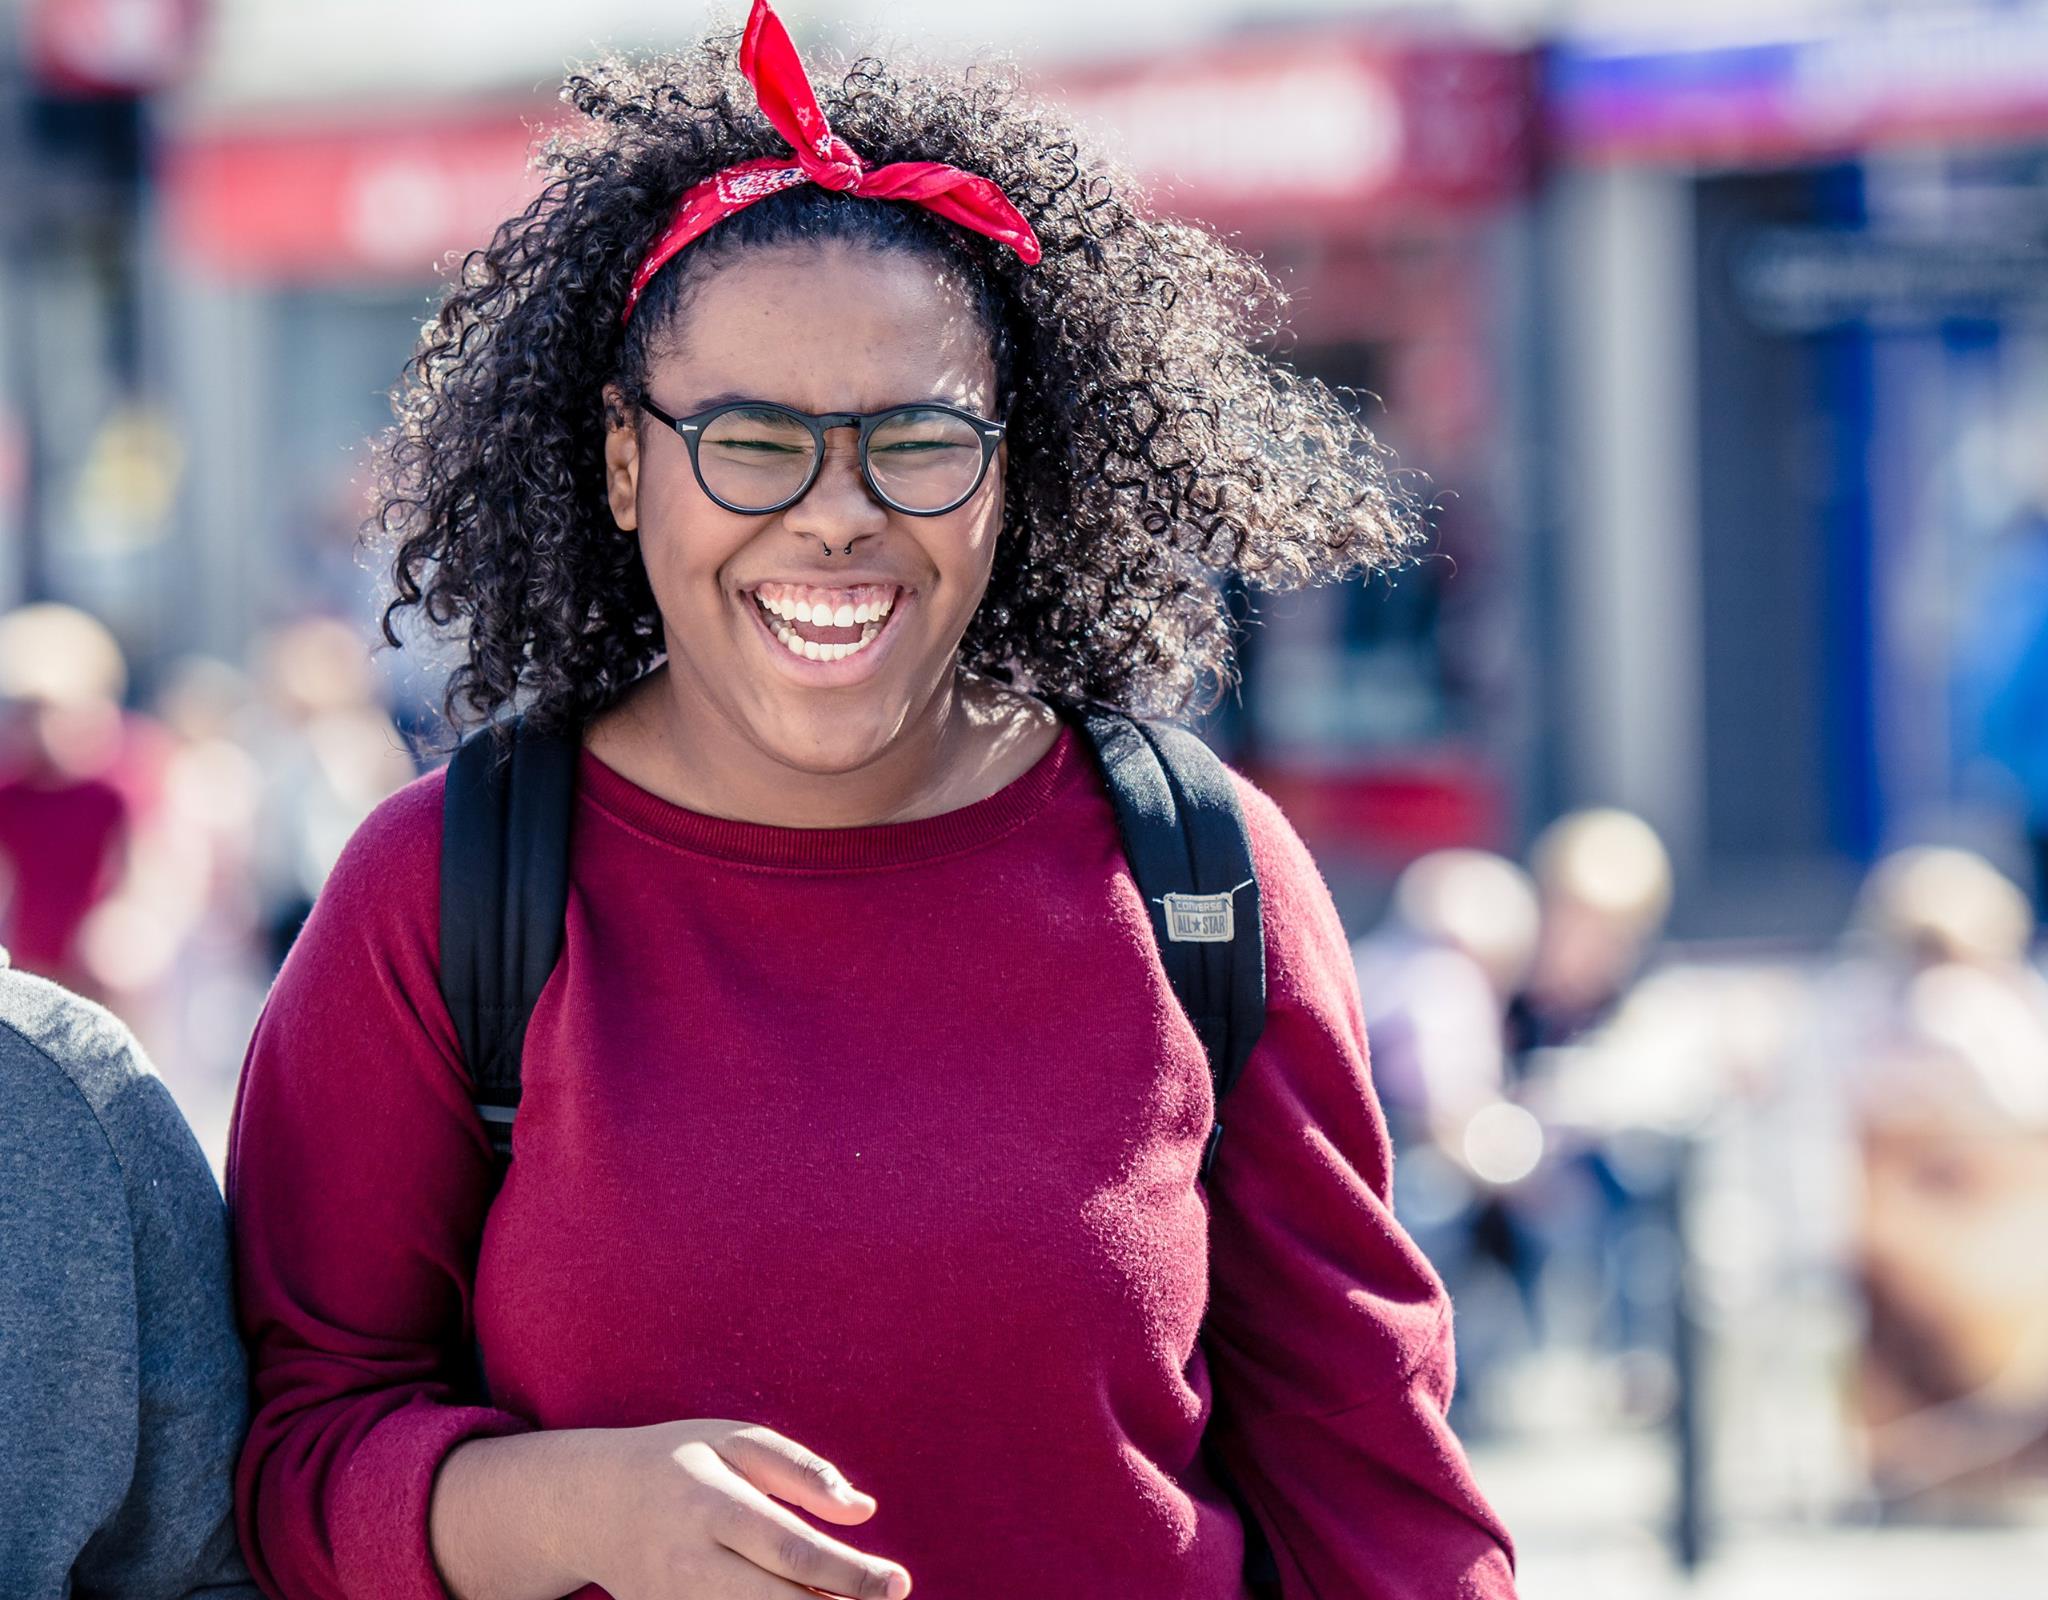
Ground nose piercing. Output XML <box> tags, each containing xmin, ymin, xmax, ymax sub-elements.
<box><xmin>820</xmin><ymin>539</ymin><xmax>853</xmax><ymax>557</ymax></box>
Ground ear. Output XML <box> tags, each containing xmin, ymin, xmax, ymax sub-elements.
<box><xmin>602</xmin><ymin>383</ymin><xmax>640</xmax><ymax>533</ymax></box>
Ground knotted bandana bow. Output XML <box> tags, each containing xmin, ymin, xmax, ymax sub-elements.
<box><xmin>621</xmin><ymin>0</ymin><xmax>1042</xmax><ymax>323</ymax></box>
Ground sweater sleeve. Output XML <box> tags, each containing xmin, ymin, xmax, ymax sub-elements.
<box><xmin>227</xmin><ymin>774</ymin><xmax>532</xmax><ymax>1600</ymax></box>
<box><xmin>1201</xmin><ymin>778</ymin><xmax>1517</xmax><ymax>1600</ymax></box>
<box><xmin>77</xmin><ymin>1067</ymin><xmax>260</xmax><ymax>1600</ymax></box>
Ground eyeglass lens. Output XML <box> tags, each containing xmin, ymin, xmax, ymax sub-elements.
<box><xmin>696</xmin><ymin>406</ymin><xmax>987</xmax><ymax>513</ymax></box>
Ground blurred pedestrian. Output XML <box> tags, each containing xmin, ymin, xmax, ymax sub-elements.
<box><xmin>1356</xmin><ymin>847</ymin><xmax>1541</xmax><ymax>1151</ymax></box>
<box><xmin>1507</xmin><ymin>807</ymin><xmax>1674</xmax><ymax>1062</ymax></box>
<box><xmin>0</xmin><ymin>604</ymin><xmax>133</xmax><ymax>996</ymax></box>
<box><xmin>1496</xmin><ymin>808</ymin><xmax>1676</xmax><ymax>1375</ymax></box>
<box><xmin>245</xmin><ymin>615</ymin><xmax>413</xmax><ymax>966</ymax></box>
<box><xmin>119</xmin><ymin>656</ymin><xmax>274</xmax><ymax>1170</ymax></box>
<box><xmin>227</xmin><ymin>5</ymin><xmax>1517</xmax><ymax>1598</ymax></box>
<box><xmin>1354</xmin><ymin>849</ymin><xmax>1545</xmax><ymax>1405</ymax></box>
<box><xmin>1836</xmin><ymin>846</ymin><xmax>2048</xmax><ymax>1507</ymax></box>
<box><xmin>0</xmin><ymin>951</ymin><xmax>256</xmax><ymax>1596</ymax></box>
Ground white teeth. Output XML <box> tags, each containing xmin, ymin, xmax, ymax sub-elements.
<box><xmin>755</xmin><ymin>587</ymin><xmax>901</xmax><ymax>666</ymax></box>
<box><xmin>755</xmin><ymin>589</ymin><xmax>896</xmax><ymax>621</ymax></box>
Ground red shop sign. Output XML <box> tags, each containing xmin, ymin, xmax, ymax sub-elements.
<box><xmin>162</xmin><ymin>109</ymin><xmax>557</xmax><ymax>282</ymax></box>
<box><xmin>1052</xmin><ymin>31</ymin><xmax>1536</xmax><ymax>232</ymax></box>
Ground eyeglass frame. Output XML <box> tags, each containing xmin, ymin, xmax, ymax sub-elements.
<box><xmin>638</xmin><ymin>396</ymin><xmax>1007</xmax><ymax>518</ymax></box>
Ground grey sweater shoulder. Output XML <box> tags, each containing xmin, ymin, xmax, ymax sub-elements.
<box><xmin>0</xmin><ymin>962</ymin><xmax>257</xmax><ymax>1599</ymax></box>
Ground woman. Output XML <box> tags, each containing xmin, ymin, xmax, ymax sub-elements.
<box><xmin>228</xmin><ymin>5</ymin><xmax>1517</xmax><ymax>1597</ymax></box>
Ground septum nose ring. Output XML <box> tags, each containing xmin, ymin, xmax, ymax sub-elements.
<box><xmin>820</xmin><ymin>540</ymin><xmax>854</xmax><ymax>557</ymax></box>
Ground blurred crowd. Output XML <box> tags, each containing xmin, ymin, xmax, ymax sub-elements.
<box><xmin>1354</xmin><ymin>809</ymin><xmax>2048</xmax><ymax>1532</ymax></box>
<box><xmin>0</xmin><ymin>601</ymin><xmax>417</xmax><ymax>1158</ymax></box>
<box><xmin>4</xmin><ymin>593</ymin><xmax>2047</xmax><ymax>1547</ymax></box>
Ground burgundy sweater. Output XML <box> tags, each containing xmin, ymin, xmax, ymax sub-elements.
<box><xmin>228</xmin><ymin>724</ymin><xmax>1516</xmax><ymax>1600</ymax></box>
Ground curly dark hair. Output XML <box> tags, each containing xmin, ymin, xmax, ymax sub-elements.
<box><xmin>374</xmin><ymin>21</ymin><xmax>1420</xmax><ymax>734</ymax></box>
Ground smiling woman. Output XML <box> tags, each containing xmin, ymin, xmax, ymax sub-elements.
<box><xmin>587</xmin><ymin>243</ymin><xmax>1026</xmax><ymax>816</ymax></box>
<box><xmin>224</xmin><ymin>4</ymin><xmax>1518</xmax><ymax>1599</ymax></box>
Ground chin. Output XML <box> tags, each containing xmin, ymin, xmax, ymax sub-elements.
<box><xmin>751</xmin><ymin>696</ymin><xmax>908</xmax><ymax>776</ymax></box>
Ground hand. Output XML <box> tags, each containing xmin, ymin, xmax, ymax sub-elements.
<box><xmin>581</xmin><ymin>1418</ymin><xmax>913</xmax><ymax>1600</ymax></box>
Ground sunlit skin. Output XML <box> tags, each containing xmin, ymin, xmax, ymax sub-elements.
<box><xmin>590</xmin><ymin>242</ymin><xmax>1058</xmax><ymax>828</ymax></box>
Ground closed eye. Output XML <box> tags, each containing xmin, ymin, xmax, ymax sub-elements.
<box><xmin>711</xmin><ymin>438</ymin><xmax>809</xmax><ymax>454</ymax></box>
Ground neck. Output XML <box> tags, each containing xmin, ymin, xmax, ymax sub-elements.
<box><xmin>608</xmin><ymin>658</ymin><xmax>978</xmax><ymax>830</ymax></box>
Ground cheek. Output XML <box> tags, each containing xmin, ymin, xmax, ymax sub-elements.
<box><xmin>934</xmin><ymin>469</ymin><xmax>1005</xmax><ymax>599</ymax></box>
<box><xmin>637</xmin><ymin>476</ymin><xmax>752</xmax><ymax>601</ymax></box>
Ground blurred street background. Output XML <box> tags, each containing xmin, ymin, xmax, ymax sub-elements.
<box><xmin>5</xmin><ymin>0</ymin><xmax>2048</xmax><ymax>1593</ymax></box>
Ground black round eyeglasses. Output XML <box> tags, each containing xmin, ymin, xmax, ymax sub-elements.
<box><xmin>639</xmin><ymin>397</ymin><xmax>1006</xmax><ymax>517</ymax></box>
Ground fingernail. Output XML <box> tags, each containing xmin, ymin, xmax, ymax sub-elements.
<box><xmin>885</xmin><ymin>1573</ymin><xmax>910</xmax><ymax>1600</ymax></box>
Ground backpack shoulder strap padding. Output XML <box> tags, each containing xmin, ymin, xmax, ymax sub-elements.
<box><xmin>1069</xmin><ymin>705</ymin><xmax>1267</xmax><ymax>1175</ymax></box>
<box><xmin>1068</xmin><ymin>703</ymin><xmax>1280</xmax><ymax>1590</ymax></box>
<box><xmin>438</xmin><ymin>715</ymin><xmax>580</xmax><ymax>1159</ymax></box>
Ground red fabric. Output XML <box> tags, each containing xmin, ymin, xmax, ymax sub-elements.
<box><xmin>0</xmin><ymin>772</ymin><xmax>127</xmax><ymax>981</ymax></box>
<box><xmin>228</xmin><ymin>725</ymin><xmax>1516</xmax><ymax>1600</ymax></box>
<box><xmin>621</xmin><ymin>0</ymin><xmax>1042</xmax><ymax>324</ymax></box>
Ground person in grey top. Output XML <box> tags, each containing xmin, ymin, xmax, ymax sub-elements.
<box><xmin>0</xmin><ymin>952</ymin><xmax>256</xmax><ymax>1599</ymax></box>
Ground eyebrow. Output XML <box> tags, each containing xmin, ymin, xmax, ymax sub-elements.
<box><xmin>670</xmin><ymin>391</ymin><xmax>984</xmax><ymax>414</ymax></box>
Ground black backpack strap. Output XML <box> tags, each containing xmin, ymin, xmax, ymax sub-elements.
<box><xmin>1069</xmin><ymin>705</ymin><xmax>1266</xmax><ymax>1179</ymax></box>
<box><xmin>1070</xmin><ymin>704</ymin><xmax>1281</xmax><ymax>1597</ymax></box>
<box><xmin>438</xmin><ymin>715</ymin><xmax>580</xmax><ymax>1161</ymax></box>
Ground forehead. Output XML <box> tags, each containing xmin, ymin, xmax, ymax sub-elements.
<box><xmin>651</xmin><ymin>242</ymin><xmax>996</xmax><ymax>413</ymax></box>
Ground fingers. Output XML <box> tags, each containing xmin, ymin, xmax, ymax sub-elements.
<box><xmin>717</xmin><ymin>1425</ymin><xmax>879</xmax><ymax>1524</ymax></box>
<box><xmin>696</xmin><ymin>1544</ymin><xmax>875</xmax><ymax>1598</ymax></box>
<box><xmin>708</xmin><ymin>1471</ymin><xmax>911</xmax><ymax>1600</ymax></box>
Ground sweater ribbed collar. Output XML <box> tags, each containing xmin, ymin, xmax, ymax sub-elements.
<box><xmin>576</xmin><ymin>723</ymin><xmax>1082</xmax><ymax>871</ymax></box>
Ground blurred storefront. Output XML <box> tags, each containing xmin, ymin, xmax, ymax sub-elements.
<box><xmin>155</xmin><ymin>101</ymin><xmax>552</xmax><ymax>702</ymax></box>
<box><xmin>1547</xmin><ymin>4</ymin><xmax>2048</xmax><ymax>937</ymax></box>
<box><xmin>1056</xmin><ymin>26</ymin><xmax>1544</xmax><ymax>920</ymax></box>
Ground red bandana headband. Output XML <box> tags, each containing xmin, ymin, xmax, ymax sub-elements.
<box><xmin>621</xmin><ymin>0</ymin><xmax>1042</xmax><ymax>324</ymax></box>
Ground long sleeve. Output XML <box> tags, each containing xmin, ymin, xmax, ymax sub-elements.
<box><xmin>76</xmin><ymin>1067</ymin><xmax>259</xmax><ymax>1599</ymax></box>
<box><xmin>0</xmin><ymin>970</ymin><xmax>256</xmax><ymax>1600</ymax></box>
<box><xmin>227</xmin><ymin>775</ymin><xmax>531</xmax><ymax>1600</ymax></box>
<box><xmin>1202</xmin><ymin>780</ymin><xmax>1517</xmax><ymax>1600</ymax></box>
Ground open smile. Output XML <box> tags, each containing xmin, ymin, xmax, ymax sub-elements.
<box><xmin>741</xmin><ymin>579</ymin><xmax>912</xmax><ymax>681</ymax></box>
